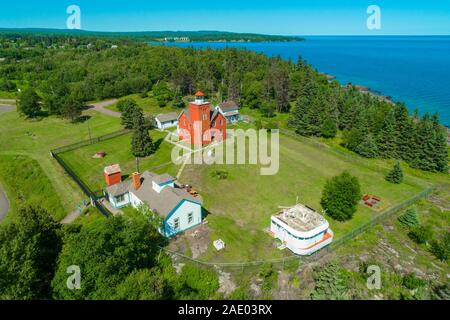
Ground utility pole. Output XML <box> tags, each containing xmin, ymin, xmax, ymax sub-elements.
<box><xmin>87</xmin><ymin>120</ymin><xmax>92</xmax><ymax>144</ymax></box>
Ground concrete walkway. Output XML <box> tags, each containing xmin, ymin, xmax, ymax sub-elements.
<box><xmin>0</xmin><ymin>185</ymin><xmax>10</xmax><ymax>222</ymax></box>
<box><xmin>88</xmin><ymin>99</ymin><xmax>120</xmax><ymax>118</ymax></box>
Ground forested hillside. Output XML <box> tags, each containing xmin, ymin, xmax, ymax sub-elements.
<box><xmin>0</xmin><ymin>35</ymin><xmax>447</xmax><ymax>172</ymax></box>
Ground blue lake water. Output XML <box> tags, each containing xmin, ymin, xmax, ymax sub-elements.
<box><xmin>162</xmin><ymin>36</ymin><xmax>450</xmax><ymax>126</ymax></box>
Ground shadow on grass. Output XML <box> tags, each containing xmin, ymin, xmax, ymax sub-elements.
<box><xmin>73</xmin><ymin>115</ymin><xmax>92</xmax><ymax>123</ymax></box>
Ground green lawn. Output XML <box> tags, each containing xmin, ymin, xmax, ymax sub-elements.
<box><xmin>179</xmin><ymin>131</ymin><xmax>432</xmax><ymax>263</ymax></box>
<box><xmin>105</xmin><ymin>92</ymin><xmax>182</xmax><ymax>115</ymax></box>
<box><xmin>0</xmin><ymin>155</ymin><xmax>66</xmax><ymax>222</ymax></box>
<box><xmin>58</xmin><ymin>130</ymin><xmax>179</xmax><ymax>192</ymax></box>
<box><xmin>0</xmin><ymin>108</ymin><xmax>122</xmax><ymax>220</ymax></box>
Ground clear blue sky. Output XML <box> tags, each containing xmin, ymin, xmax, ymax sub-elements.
<box><xmin>1</xmin><ymin>0</ymin><xmax>449</xmax><ymax>35</ymax></box>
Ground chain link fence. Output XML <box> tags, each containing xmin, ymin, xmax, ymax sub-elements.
<box><xmin>50</xmin><ymin>129</ymin><xmax>131</xmax><ymax>217</ymax></box>
<box><xmin>162</xmin><ymin>186</ymin><xmax>434</xmax><ymax>271</ymax></box>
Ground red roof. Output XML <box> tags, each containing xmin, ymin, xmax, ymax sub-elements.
<box><xmin>195</xmin><ymin>90</ymin><xmax>204</xmax><ymax>97</ymax></box>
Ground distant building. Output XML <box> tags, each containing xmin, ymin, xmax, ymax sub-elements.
<box><xmin>216</xmin><ymin>101</ymin><xmax>241</xmax><ymax>123</ymax></box>
<box><xmin>178</xmin><ymin>91</ymin><xmax>227</xmax><ymax>146</ymax></box>
<box><xmin>270</xmin><ymin>204</ymin><xmax>333</xmax><ymax>255</ymax></box>
<box><xmin>155</xmin><ymin>112</ymin><xmax>179</xmax><ymax>130</ymax></box>
<box><xmin>103</xmin><ymin>165</ymin><xmax>203</xmax><ymax>237</ymax></box>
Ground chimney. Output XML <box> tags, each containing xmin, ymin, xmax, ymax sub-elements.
<box><xmin>104</xmin><ymin>164</ymin><xmax>122</xmax><ymax>187</ymax></box>
<box><xmin>132</xmin><ymin>172</ymin><xmax>141</xmax><ymax>190</ymax></box>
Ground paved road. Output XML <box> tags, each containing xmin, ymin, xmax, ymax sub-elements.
<box><xmin>0</xmin><ymin>186</ymin><xmax>9</xmax><ymax>222</ymax></box>
<box><xmin>88</xmin><ymin>99</ymin><xmax>120</xmax><ymax>118</ymax></box>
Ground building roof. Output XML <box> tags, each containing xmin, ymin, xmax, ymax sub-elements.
<box><xmin>104</xmin><ymin>164</ymin><xmax>121</xmax><ymax>175</ymax></box>
<box><xmin>195</xmin><ymin>90</ymin><xmax>204</xmax><ymax>97</ymax></box>
<box><xmin>153</xmin><ymin>173</ymin><xmax>176</xmax><ymax>185</ymax></box>
<box><xmin>219</xmin><ymin>101</ymin><xmax>239</xmax><ymax>112</ymax></box>
<box><xmin>105</xmin><ymin>180</ymin><xmax>131</xmax><ymax>197</ymax></box>
<box><xmin>178</xmin><ymin>108</ymin><xmax>190</xmax><ymax>121</ymax></box>
<box><xmin>132</xmin><ymin>172</ymin><xmax>201</xmax><ymax>217</ymax></box>
<box><xmin>156</xmin><ymin>112</ymin><xmax>179</xmax><ymax>123</ymax></box>
<box><xmin>106</xmin><ymin>171</ymin><xmax>201</xmax><ymax>217</ymax></box>
<box><xmin>273</xmin><ymin>204</ymin><xmax>328</xmax><ymax>233</ymax></box>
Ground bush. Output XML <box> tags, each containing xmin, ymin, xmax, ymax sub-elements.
<box><xmin>408</xmin><ymin>225</ymin><xmax>433</xmax><ymax>244</ymax></box>
<box><xmin>320</xmin><ymin>171</ymin><xmax>361</xmax><ymax>221</ymax></box>
<box><xmin>178</xmin><ymin>264</ymin><xmax>219</xmax><ymax>300</ymax></box>
<box><xmin>385</xmin><ymin>162</ymin><xmax>404</xmax><ymax>184</ymax></box>
<box><xmin>398</xmin><ymin>207</ymin><xmax>420</xmax><ymax>229</ymax></box>
<box><xmin>311</xmin><ymin>261</ymin><xmax>349</xmax><ymax>300</ymax></box>
<box><xmin>210</xmin><ymin>169</ymin><xmax>229</xmax><ymax>180</ymax></box>
<box><xmin>402</xmin><ymin>273</ymin><xmax>426</xmax><ymax>290</ymax></box>
<box><xmin>430</xmin><ymin>232</ymin><xmax>450</xmax><ymax>262</ymax></box>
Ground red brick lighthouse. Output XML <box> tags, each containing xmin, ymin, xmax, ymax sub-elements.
<box><xmin>178</xmin><ymin>91</ymin><xmax>227</xmax><ymax>146</ymax></box>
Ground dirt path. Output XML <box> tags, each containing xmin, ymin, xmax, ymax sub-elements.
<box><xmin>0</xmin><ymin>105</ymin><xmax>15</xmax><ymax>114</ymax></box>
<box><xmin>0</xmin><ymin>185</ymin><xmax>10</xmax><ymax>222</ymax></box>
<box><xmin>60</xmin><ymin>210</ymin><xmax>80</xmax><ymax>224</ymax></box>
<box><xmin>88</xmin><ymin>99</ymin><xmax>120</xmax><ymax>118</ymax></box>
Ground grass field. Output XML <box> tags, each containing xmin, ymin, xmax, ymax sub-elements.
<box><xmin>105</xmin><ymin>92</ymin><xmax>182</xmax><ymax>115</ymax></box>
<box><xmin>179</xmin><ymin>130</ymin><xmax>433</xmax><ymax>262</ymax></box>
<box><xmin>58</xmin><ymin>130</ymin><xmax>179</xmax><ymax>192</ymax></box>
<box><xmin>0</xmin><ymin>107</ymin><xmax>122</xmax><ymax>220</ymax></box>
<box><xmin>0</xmin><ymin>155</ymin><xmax>66</xmax><ymax>222</ymax></box>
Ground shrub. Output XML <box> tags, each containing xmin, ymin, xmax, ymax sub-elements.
<box><xmin>398</xmin><ymin>207</ymin><xmax>420</xmax><ymax>229</ymax></box>
<box><xmin>311</xmin><ymin>261</ymin><xmax>349</xmax><ymax>300</ymax></box>
<box><xmin>430</xmin><ymin>232</ymin><xmax>450</xmax><ymax>262</ymax></box>
<box><xmin>402</xmin><ymin>273</ymin><xmax>426</xmax><ymax>290</ymax></box>
<box><xmin>321</xmin><ymin>171</ymin><xmax>361</xmax><ymax>221</ymax></box>
<box><xmin>408</xmin><ymin>225</ymin><xmax>433</xmax><ymax>244</ymax></box>
<box><xmin>385</xmin><ymin>162</ymin><xmax>404</xmax><ymax>184</ymax></box>
<box><xmin>210</xmin><ymin>169</ymin><xmax>229</xmax><ymax>180</ymax></box>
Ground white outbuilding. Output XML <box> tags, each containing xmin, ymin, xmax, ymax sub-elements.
<box><xmin>155</xmin><ymin>112</ymin><xmax>179</xmax><ymax>130</ymax></box>
<box><xmin>270</xmin><ymin>204</ymin><xmax>333</xmax><ymax>256</ymax></box>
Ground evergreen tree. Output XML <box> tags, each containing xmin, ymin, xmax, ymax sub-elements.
<box><xmin>431</xmin><ymin>119</ymin><xmax>449</xmax><ymax>173</ymax></box>
<box><xmin>131</xmin><ymin>113</ymin><xmax>154</xmax><ymax>158</ymax></box>
<box><xmin>394</xmin><ymin>104</ymin><xmax>415</xmax><ymax>161</ymax></box>
<box><xmin>320</xmin><ymin>117</ymin><xmax>337</xmax><ymax>138</ymax></box>
<box><xmin>311</xmin><ymin>261</ymin><xmax>349</xmax><ymax>300</ymax></box>
<box><xmin>377</xmin><ymin>111</ymin><xmax>398</xmax><ymax>159</ymax></box>
<box><xmin>355</xmin><ymin>133</ymin><xmax>378</xmax><ymax>158</ymax></box>
<box><xmin>398</xmin><ymin>207</ymin><xmax>420</xmax><ymax>229</ymax></box>
<box><xmin>62</xmin><ymin>95</ymin><xmax>82</xmax><ymax>122</ymax></box>
<box><xmin>408</xmin><ymin>225</ymin><xmax>433</xmax><ymax>244</ymax></box>
<box><xmin>411</xmin><ymin>114</ymin><xmax>437</xmax><ymax>172</ymax></box>
<box><xmin>17</xmin><ymin>88</ymin><xmax>41</xmax><ymax>118</ymax></box>
<box><xmin>321</xmin><ymin>171</ymin><xmax>361</xmax><ymax>222</ymax></box>
<box><xmin>120</xmin><ymin>99</ymin><xmax>142</xmax><ymax>130</ymax></box>
<box><xmin>385</xmin><ymin>162</ymin><xmax>404</xmax><ymax>184</ymax></box>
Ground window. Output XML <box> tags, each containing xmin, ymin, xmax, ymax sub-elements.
<box><xmin>188</xmin><ymin>212</ymin><xmax>193</xmax><ymax>224</ymax></box>
<box><xmin>174</xmin><ymin>218</ymin><xmax>180</xmax><ymax>230</ymax></box>
<box><xmin>220</xmin><ymin>119</ymin><xmax>223</xmax><ymax>125</ymax></box>
<box><xmin>203</xmin><ymin>113</ymin><xmax>207</xmax><ymax>121</ymax></box>
<box><xmin>116</xmin><ymin>194</ymin><xmax>125</xmax><ymax>203</ymax></box>
<box><xmin>184</xmin><ymin>120</ymin><xmax>186</xmax><ymax>126</ymax></box>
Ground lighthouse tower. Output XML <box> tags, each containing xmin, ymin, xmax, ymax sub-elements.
<box><xmin>177</xmin><ymin>90</ymin><xmax>227</xmax><ymax>146</ymax></box>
